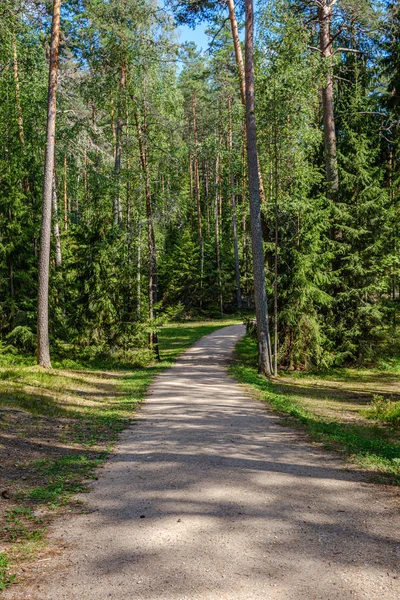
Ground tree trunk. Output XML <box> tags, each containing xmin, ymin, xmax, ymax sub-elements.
<box><xmin>273</xmin><ymin>85</ymin><xmax>279</xmax><ymax>377</ymax></box>
<box><xmin>228</xmin><ymin>95</ymin><xmax>242</xmax><ymax>309</ymax></box>
<box><xmin>12</xmin><ymin>38</ymin><xmax>25</xmax><ymax>146</ymax></box>
<box><xmin>227</xmin><ymin>0</ymin><xmax>245</xmax><ymax>105</ymax></box>
<box><xmin>318</xmin><ymin>1</ymin><xmax>339</xmax><ymax>198</ymax></box>
<box><xmin>214</xmin><ymin>155</ymin><xmax>223</xmax><ymax>316</ymax></box>
<box><xmin>52</xmin><ymin>174</ymin><xmax>62</xmax><ymax>268</ymax></box>
<box><xmin>245</xmin><ymin>0</ymin><xmax>272</xmax><ymax>376</ymax></box>
<box><xmin>273</xmin><ymin>186</ymin><xmax>278</xmax><ymax>378</ymax></box>
<box><xmin>63</xmin><ymin>155</ymin><xmax>68</xmax><ymax>230</ymax></box>
<box><xmin>137</xmin><ymin>222</ymin><xmax>141</xmax><ymax>320</ymax></box>
<box><xmin>189</xmin><ymin>153</ymin><xmax>194</xmax><ymax>231</ymax></box>
<box><xmin>241</xmin><ymin>122</ymin><xmax>249</xmax><ymax>298</ymax></box>
<box><xmin>114</xmin><ymin>62</ymin><xmax>126</xmax><ymax>225</ymax></box>
<box><xmin>192</xmin><ymin>92</ymin><xmax>204</xmax><ymax>308</ymax></box>
<box><xmin>226</xmin><ymin>0</ymin><xmax>265</xmax><ymax>203</ymax></box>
<box><xmin>135</xmin><ymin>107</ymin><xmax>160</xmax><ymax>360</ymax></box>
<box><xmin>8</xmin><ymin>208</ymin><xmax>15</xmax><ymax>301</ymax></box>
<box><xmin>37</xmin><ymin>0</ymin><xmax>61</xmax><ymax>368</ymax></box>
<box><xmin>83</xmin><ymin>147</ymin><xmax>88</xmax><ymax>201</ymax></box>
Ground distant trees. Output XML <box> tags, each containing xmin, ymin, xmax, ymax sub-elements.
<box><xmin>0</xmin><ymin>0</ymin><xmax>399</xmax><ymax>371</ymax></box>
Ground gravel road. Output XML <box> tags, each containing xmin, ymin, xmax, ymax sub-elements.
<box><xmin>7</xmin><ymin>324</ymin><xmax>400</xmax><ymax>599</ymax></box>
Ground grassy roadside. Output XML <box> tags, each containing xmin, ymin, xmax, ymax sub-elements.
<box><xmin>0</xmin><ymin>319</ymin><xmax>238</xmax><ymax>590</ymax></box>
<box><xmin>230</xmin><ymin>335</ymin><xmax>400</xmax><ymax>485</ymax></box>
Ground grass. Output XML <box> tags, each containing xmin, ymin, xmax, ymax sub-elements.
<box><xmin>230</xmin><ymin>335</ymin><xmax>400</xmax><ymax>484</ymax></box>
<box><xmin>0</xmin><ymin>553</ymin><xmax>16</xmax><ymax>591</ymax></box>
<box><xmin>0</xmin><ymin>318</ymin><xmax>239</xmax><ymax>590</ymax></box>
<box><xmin>362</xmin><ymin>394</ymin><xmax>400</xmax><ymax>425</ymax></box>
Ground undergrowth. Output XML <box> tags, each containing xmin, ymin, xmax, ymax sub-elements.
<box><xmin>363</xmin><ymin>394</ymin><xmax>400</xmax><ymax>425</ymax></box>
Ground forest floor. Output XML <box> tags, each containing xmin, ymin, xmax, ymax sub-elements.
<box><xmin>2</xmin><ymin>324</ymin><xmax>399</xmax><ymax>600</ymax></box>
<box><xmin>0</xmin><ymin>319</ymin><xmax>239</xmax><ymax>591</ymax></box>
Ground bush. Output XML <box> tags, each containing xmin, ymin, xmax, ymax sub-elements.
<box><xmin>162</xmin><ymin>302</ymin><xmax>186</xmax><ymax>322</ymax></box>
<box><xmin>364</xmin><ymin>394</ymin><xmax>400</xmax><ymax>426</ymax></box>
<box><xmin>6</xmin><ymin>326</ymin><xmax>36</xmax><ymax>353</ymax></box>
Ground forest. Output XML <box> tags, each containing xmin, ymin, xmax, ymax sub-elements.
<box><xmin>0</xmin><ymin>0</ymin><xmax>400</xmax><ymax>371</ymax></box>
<box><xmin>1</xmin><ymin>1</ymin><xmax>400</xmax><ymax>594</ymax></box>
<box><xmin>0</xmin><ymin>0</ymin><xmax>399</xmax><ymax>375</ymax></box>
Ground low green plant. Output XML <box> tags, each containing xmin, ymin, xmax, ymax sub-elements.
<box><xmin>6</xmin><ymin>327</ymin><xmax>36</xmax><ymax>353</ymax></box>
<box><xmin>5</xmin><ymin>507</ymin><xmax>43</xmax><ymax>543</ymax></box>
<box><xmin>363</xmin><ymin>394</ymin><xmax>400</xmax><ymax>425</ymax></box>
<box><xmin>0</xmin><ymin>552</ymin><xmax>16</xmax><ymax>590</ymax></box>
<box><xmin>24</xmin><ymin>454</ymin><xmax>105</xmax><ymax>508</ymax></box>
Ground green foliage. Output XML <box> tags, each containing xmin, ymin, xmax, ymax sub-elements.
<box><xmin>257</xmin><ymin>1</ymin><xmax>332</xmax><ymax>368</ymax></box>
<box><xmin>6</xmin><ymin>326</ymin><xmax>36</xmax><ymax>353</ymax></box>
<box><xmin>0</xmin><ymin>552</ymin><xmax>15</xmax><ymax>591</ymax></box>
<box><xmin>0</xmin><ymin>0</ymin><xmax>399</xmax><ymax>370</ymax></box>
<box><xmin>363</xmin><ymin>394</ymin><xmax>400</xmax><ymax>425</ymax></box>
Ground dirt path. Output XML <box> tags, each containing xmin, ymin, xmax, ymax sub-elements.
<box><xmin>6</xmin><ymin>325</ymin><xmax>400</xmax><ymax>599</ymax></box>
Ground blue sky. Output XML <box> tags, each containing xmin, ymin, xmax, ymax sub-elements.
<box><xmin>177</xmin><ymin>22</ymin><xmax>209</xmax><ymax>51</ymax></box>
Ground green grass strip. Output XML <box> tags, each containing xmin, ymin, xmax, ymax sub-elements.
<box><xmin>230</xmin><ymin>336</ymin><xmax>400</xmax><ymax>484</ymax></box>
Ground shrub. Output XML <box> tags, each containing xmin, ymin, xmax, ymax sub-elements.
<box><xmin>6</xmin><ymin>326</ymin><xmax>36</xmax><ymax>353</ymax></box>
<box><xmin>364</xmin><ymin>394</ymin><xmax>400</xmax><ymax>426</ymax></box>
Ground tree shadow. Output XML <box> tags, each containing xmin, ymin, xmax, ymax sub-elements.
<box><xmin>36</xmin><ymin>325</ymin><xmax>400</xmax><ymax>600</ymax></box>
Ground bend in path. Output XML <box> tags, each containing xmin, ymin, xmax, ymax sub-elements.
<box><xmin>6</xmin><ymin>324</ymin><xmax>400</xmax><ymax>600</ymax></box>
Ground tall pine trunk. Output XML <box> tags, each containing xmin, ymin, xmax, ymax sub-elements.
<box><xmin>114</xmin><ymin>61</ymin><xmax>126</xmax><ymax>225</ymax></box>
<box><xmin>226</xmin><ymin>0</ymin><xmax>265</xmax><ymax>203</ymax></box>
<box><xmin>135</xmin><ymin>107</ymin><xmax>160</xmax><ymax>360</ymax></box>
<box><xmin>192</xmin><ymin>92</ymin><xmax>204</xmax><ymax>308</ymax></box>
<box><xmin>227</xmin><ymin>0</ymin><xmax>246</xmax><ymax>106</ymax></box>
<box><xmin>189</xmin><ymin>153</ymin><xmax>194</xmax><ymax>231</ymax></box>
<box><xmin>318</xmin><ymin>1</ymin><xmax>339</xmax><ymax>198</ymax></box>
<box><xmin>63</xmin><ymin>155</ymin><xmax>68</xmax><ymax>230</ymax></box>
<box><xmin>228</xmin><ymin>95</ymin><xmax>242</xmax><ymax>309</ymax></box>
<box><xmin>12</xmin><ymin>38</ymin><xmax>25</xmax><ymax>146</ymax></box>
<box><xmin>37</xmin><ymin>0</ymin><xmax>61</xmax><ymax>368</ymax></box>
<box><xmin>137</xmin><ymin>222</ymin><xmax>142</xmax><ymax>320</ymax></box>
<box><xmin>52</xmin><ymin>174</ymin><xmax>62</xmax><ymax>268</ymax></box>
<box><xmin>214</xmin><ymin>154</ymin><xmax>223</xmax><ymax>316</ymax></box>
<box><xmin>245</xmin><ymin>0</ymin><xmax>272</xmax><ymax>376</ymax></box>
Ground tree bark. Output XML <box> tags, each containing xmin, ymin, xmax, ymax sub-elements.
<box><xmin>12</xmin><ymin>38</ymin><xmax>25</xmax><ymax>146</ymax></box>
<box><xmin>63</xmin><ymin>155</ymin><xmax>68</xmax><ymax>229</ymax></box>
<box><xmin>37</xmin><ymin>0</ymin><xmax>61</xmax><ymax>368</ymax></box>
<box><xmin>135</xmin><ymin>106</ymin><xmax>160</xmax><ymax>360</ymax></box>
<box><xmin>273</xmin><ymin>156</ymin><xmax>279</xmax><ymax>378</ymax></box>
<box><xmin>137</xmin><ymin>222</ymin><xmax>141</xmax><ymax>320</ymax></box>
<box><xmin>245</xmin><ymin>0</ymin><xmax>272</xmax><ymax>375</ymax></box>
<box><xmin>83</xmin><ymin>147</ymin><xmax>88</xmax><ymax>201</ymax></box>
<box><xmin>114</xmin><ymin>61</ymin><xmax>126</xmax><ymax>225</ymax></box>
<box><xmin>226</xmin><ymin>0</ymin><xmax>265</xmax><ymax>203</ymax></box>
<box><xmin>52</xmin><ymin>173</ymin><xmax>62</xmax><ymax>268</ymax></box>
<box><xmin>318</xmin><ymin>1</ymin><xmax>339</xmax><ymax>198</ymax></box>
<box><xmin>228</xmin><ymin>95</ymin><xmax>242</xmax><ymax>309</ymax></box>
<box><xmin>192</xmin><ymin>92</ymin><xmax>204</xmax><ymax>308</ymax></box>
<box><xmin>214</xmin><ymin>155</ymin><xmax>223</xmax><ymax>316</ymax></box>
<box><xmin>227</xmin><ymin>0</ymin><xmax>245</xmax><ymax>100</ymax></box>
<box><xmin>189</xmin><ymin>153</ymin><xmax>194</xmax><ymax>231</ymax></box>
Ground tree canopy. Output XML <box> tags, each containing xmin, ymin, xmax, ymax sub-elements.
<box><xmin>0</xmin><ymin>0</ymin><xmax>399</xmax><ymax>370</ymax></box>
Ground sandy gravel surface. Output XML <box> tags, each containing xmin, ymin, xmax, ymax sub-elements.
<box><xmin>6</xmin><ymin>324</ymin><xmax>400</xmax><ymax>599</ymax></box>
